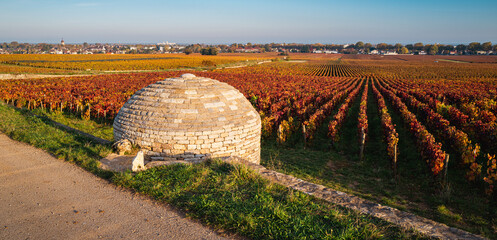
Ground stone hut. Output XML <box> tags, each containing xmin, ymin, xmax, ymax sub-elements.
<box><xmin>113</xmin><ymin>73</ymin><xmax>261</xmax><ymax>164</ymax></box>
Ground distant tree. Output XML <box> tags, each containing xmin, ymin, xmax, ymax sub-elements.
<box><xmin>228</xmin><ymin>43</ymin><xmax>238</xmax><ymax>52</ymax></box>
<box><xmin>209</xmin><ymin>47</ymin><xmax>219</xmax><ymax>55</ymax></box>
<box><xmin>376</xmin><ymin>43</ymin><xmax>388</xmax><ymax>50</ymax></box>
<box><xmin>405</xmin><ymin>44</ymin><xmax>414</xmax><ymax>51</ymax></box>
<box><xmin>301</xmin><ymin>45</ymin><xmax>310</xmax><ymax>53</ymax></box>
<box><xmin>218</xmin><ymin>44</ymin><xmax>229</xmax><ymax>53</ymax></box>
<box><xmin>399</xmin><ymin>47</ymin><xmax>409</xmax><ymax>54</ymax></box>
<box><xmin>456</xmin><ymin>44</ymin><xmax>467</xmax><ymax>53</ymax></box>
<box><xmin>394</xmin><ymin>43</ymin><xmax>403</xmax><ymax>52</ymax></box>
<box><xmin>468</xmin><ymin>42</ymin><xmax>481</xmax><ymax>53</ymax></box>
<box><xmin>184</xmin><ymin>47</ymin><xmax>193</xmax><ymax>55</ymax></box>
<box><xmin>188</xmin><ymin>44</ymin><xmax>202</xmax><ymax>53</ymax></box>
<box><xmin>263</xmin><ymin>44</ymin><xmax>271</xmax><ymax>52</ymax></box>
<box><xmin>428</xmin><ymin>44</ymin><xmax>439</xmax><ymax>55</ymax></box>
<box><xmin>355</xmin><ymin>41</ymin><xmax>364</xmax><ymax>50</ymax></box>
<box><xmin>482</xmin><ymin>42</ymin><xmax>492</xmax><ymax>51</ymax></box>
<box><xmin>494</xmin><ymin>44</ymin><xmax>497</xmax><ymax>52</ymax></box>
<box><xmin>438</xmin><ymin>45</ymin><xmax>454</xmax><ymax>54</ymax></box>
<box><xmin>200</xmin><ymin>47</ymin><xmax>218</xmax><ymax>55</ymax></box>
<box><xmin>10</xmin><ymin>41</ymin><xmax>19</xmax><ymax>49</ymax></box>
<box><xmin>41</xmin><ymin>44</ymin><xmax>51</xmax><ymax>52</ymax></box>
<box><xmin>413</xmin><ymin>42</ymin><xmax>424</xmax><ymax>51</ymax></box>
<box><xmin>424</xmin><ymin>44</ymin><xmax>432</xmax><ymax>52</ymax></box>
<box><xmin>83</xmin><ymin>42</ymin><xmax>89</xmax><ymax>48</ymax></box>
<box><xmin>444</xmin><ymin>45</ymin><xmax>454</xmax><ymax>51</ymax></box>
<box><xmin>18</xmin><ymin>43</ymin><xmax>28</xmax><ymax>50</ymax></box>
<box><xmin>364</xmin><ymin>43</ymin><xmax>372</xmax><ymax>53</ymax></box>
<box><xmin>343</xmin><ymin>48</ymin><xmax>358</xmax><ymax>54</ymax></box>
<box><xmin>313</xmin><ymin>43</ymin><xmax>324</xmax><ymax>51</ymax></box>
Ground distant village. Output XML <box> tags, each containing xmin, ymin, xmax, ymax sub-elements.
<box><xmin>0</xmin><ymin>39</ymin><xmax>495</xmax><ymax>55</ymax></box>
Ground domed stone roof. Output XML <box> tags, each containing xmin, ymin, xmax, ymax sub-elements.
<box><xmin>113</xmin><ymin>73</ymin><xmax>261</xmax><ymax>164</ymax></box>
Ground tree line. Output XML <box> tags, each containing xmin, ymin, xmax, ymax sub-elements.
<box><xmin>1</xmin><ymin>41</ymin><xmax>496</xmax><ymax>55</ymax></box>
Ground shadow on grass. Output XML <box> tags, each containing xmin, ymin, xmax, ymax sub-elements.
<box><xmin>0</xmin><ymin>103</ymin><xmax>114</xmax><ymax>180</ymax></box>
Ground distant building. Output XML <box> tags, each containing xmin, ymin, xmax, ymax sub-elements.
<box><xmin>61</xmin><ymin>38</ymin><xmax>65</xmax><ymax>46</ymax></box>
<box><xmin>157</xmin><ymin>41</ymin><xmax>176</xmax><ymax>46</ymax></box>
<box><xmin>312</xmin><ymin>50</ymin><xmax>337</xmax><ymax>54</ymax></box>
<box><xmin>384</xmin><ymin>51</ymin><xmax>398</xmax><ymax>55</ymax></box>
<box><xmin>235</xmin><ymin>48</ymin><xmax>261</xmax><ymax>53</ymax></box>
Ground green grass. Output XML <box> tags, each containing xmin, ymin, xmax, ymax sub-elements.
<box><xmin>113</xmin><ymin>159</ymin><xmax>428</xmax><ymax>239</ymax></box>
<box><xmin>0</xmin><ymin>102</ymin><xmax>429</xmax><ymax>239</ymax></box>
<box><xmin>261</xmin><ymin>84</ymin><xmax>496</xmax><ymax>239</ymax></box>
<box><xmin>29</xmin><ymin>108</ymin><xmax>114</xmax><ymax>141</ymax></box>
<box><xmin>0</xmin><ymin>102</ymin><xmax>113</xmax><ymax>178</ymax></box>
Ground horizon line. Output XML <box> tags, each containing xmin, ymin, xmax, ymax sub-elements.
<box><xmin>2</xmin><ymin>41</ymin><xmax>495</xmax><ymax>46</ymax></box>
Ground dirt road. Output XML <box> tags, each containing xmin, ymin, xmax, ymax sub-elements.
<box><xmin>0</xmin><ymin>74</ymin><xmax>92</xmax><ymax>80</ymax></box>
<box><xmin>0</xmin><ymin>133</ymin><xmax>230</xmax><ymax>240</ymax></box>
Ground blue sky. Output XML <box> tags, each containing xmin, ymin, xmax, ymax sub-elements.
<box><xmin>1</xmin><ymin>0</ymin><xmax>496</xmax><ymax>44</ymax></box>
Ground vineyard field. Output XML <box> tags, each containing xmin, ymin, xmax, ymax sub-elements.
<box><xmin>0</xmin><ymin>53</ymin><xmax>274</xmax><ymax>74</ymax></box>
<box><xmin>1</xmin><ymin>53</ymin><xmax>497</xmax><ymax>238</ymax></box>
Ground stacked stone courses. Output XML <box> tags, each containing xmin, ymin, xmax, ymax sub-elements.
<box><xmin>113</xmin><ymin>74</ymin><xmax>261</xmax><ymax>164</ymax></box>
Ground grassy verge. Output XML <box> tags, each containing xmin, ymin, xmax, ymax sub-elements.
<box><xmin>113</xmin><ymin>159</ymin><xmax>428</xmax><ymax>239</ymax></box>
<box><xmin>0</xmin><ymin>102</ymin><xmax>428</xmax><ymax>239</ymax></box>
<box><xmin>29</xmin><ymin>108</ymin><xmax>114</xmax><ymax>141</ymax></box>
<box><xmin>0</xmin><ymin>102</ymin><xmax>113</xmax><ymax>178</ymax></box>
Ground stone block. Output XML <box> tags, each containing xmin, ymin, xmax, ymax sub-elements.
<box><xmin>211</xmin><ymin>142</ymin><xmax>223</xmax><ymax>149</ymax></box>
<box><xmin>173</xmin><ymin>144</ymin><xmax>186</xmax><ymax>150</ymax></box>
<box><xmin>187</xmin><ymin>145</ymin><xmax>197</xmax><ymax>150</ymax></box>
<box><xmin>132</xmin><ymin>151</ymin><xmax>145</xmax><ymax>172</ymax></box>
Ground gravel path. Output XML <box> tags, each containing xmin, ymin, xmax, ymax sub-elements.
<box><xmin>0</xmin><ymin>74</ymin><xmax>92</xmax><ymax>80</ymax></box>
<box><xmin>0</xmin><ymin>133</ymin><xmax>230</xmax><ymax>240</ymax></box>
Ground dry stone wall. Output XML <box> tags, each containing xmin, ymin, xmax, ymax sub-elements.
<box><xmin>113</xmin><ymin>74</ymin><xmax>261</xmax><ymax>164</ymax></box>
<box><xmin>228</xmin><ymin>159</ymin><xmax>487</xmax><ymax>240</ymax></box>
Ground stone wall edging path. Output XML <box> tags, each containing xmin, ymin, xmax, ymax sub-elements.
<box><xmin>231</xmin><ymin>160</ymin><xmax>487</xmax><ymax>240</ymax></box>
